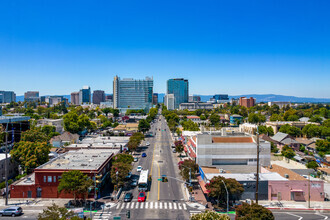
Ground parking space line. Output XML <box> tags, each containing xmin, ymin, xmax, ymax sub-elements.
<box><xmin>286</xmin><ymin>212</ymin><xmax>303</xmax><ymax>220</ymax></box>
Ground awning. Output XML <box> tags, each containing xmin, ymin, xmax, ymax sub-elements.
<box><xmin>197</xmin><ymin>176</ymin><xmax>209</xmax><ymax>194</ymax></box>
<box><xmin>291</xmin><ymin>189</ymin><xmax>304</xmax><ymax>192</ymax></box>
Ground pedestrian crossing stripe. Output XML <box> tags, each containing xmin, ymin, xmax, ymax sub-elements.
<box><xmin>115</xmin><ymin>202</ymin><xmax>188</xmax><ymax>210</ymax></box>
<box><xmin>190</xmin><ymin>210</ymin><xmax>202</xmax><ymax>216</ymax></box>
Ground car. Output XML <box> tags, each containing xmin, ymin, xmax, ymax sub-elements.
<box><xmin>134</xmin><ymin>157</ymin><xmax>138</xmax><ymax>162</ymax></box>
<box><xmin>125</xmin><ymin>172</ymin><xmax>132</xmax><ymax>179</ymax></box>
<box><xmin>130</xmin><ymin>180</ymin><xmax>138</xmax><ymax>187</ymax></box>
<box><xmin>0</xmin><ymin>206</ymin><xmax>23</xmax><ymax>217</ymax></box>
<box><xmin>138</xmin><ymin>192</ymin><xmax>146</xmax><ymax>202</ymax></box>
<box><xmin>142</xmin><ymin>153</ymin><xmax>147</xmax><ymax>157</ymax></box>
<box><xmin>171</xmin><ymin>144</ymin><xmax>175</xmax><ymax>148</ymax></box>
<box><xmin>137</xmin><ymin>166</ymin><xmax>142</xmax><ymax>172</ymax></box>
<box><xmin>146</xmin><ymin>142</ymin><xmax>150</xmax><ymax>146</ymax></box>
<box><xmin>124</xmin><ymin>193</ymin><xmax>133</xmax><ymax>202</ymax></box>
<box><xmin>173</xmin><ymin>149</ymin><xmax>176</xmax><ymax>153</ymax></box>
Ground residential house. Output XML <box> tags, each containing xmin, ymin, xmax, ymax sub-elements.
<box><xmin>271</xmin><ymin>132</ymin><xmax>300</xmax><ymax>151</ymax></box>
<box><xmin>50</xmin><ymin>132</ymin><xmax>79</xmax><ymax>147</ymax></box>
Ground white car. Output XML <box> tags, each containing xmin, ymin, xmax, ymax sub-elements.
<box><xmin>137</xmin><ymin>166</ymin><xmax>142</xmax><ymax>172</ymax></box>
<box><xmin>146</xmin><ymin>142</ymin><xmax>150</xmax><ymax>146</ymax></box>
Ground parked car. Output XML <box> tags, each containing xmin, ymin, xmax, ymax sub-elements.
<box><xmin>0</xmin><ymin>206</ymin><xmax>23</xmax><ymax>217</ymax></box>
<box><xmin>173</xmin><ymin>149</ymin><xmax>176</xmax><ymax>153</ymax></box>
<box><xmin>138</xmin><ymin>192</ymin><xmax>146</xmax><ymax>202</ymax></box>
<box><xmin>124</xmin><ymin>193</ymin><xmax>133</xmax><ymax>202</ymax></box>
<box><xmin>142</xmin><ymin>153</ymin><xmax>147</xmax><ymax>157</ymax></box>
<box><xmin>137</xmin><ymin>166</ymin><xmax>142</xmax><ymax>172</ymax></box>
<box><xmin>131</xmin><ymin>180</ymin><xmax>138</xmax><ymax>187</ymax></box>
<box><xmin>134</xmin><ymin>157</ymin><xmax>138</xmax><ymax>162</ymax></box>
<box><xmin>125</xmin><ymin>172</ymin><xmax>132</xmax><ymax>179</ymax></box>
<box><xmin>171</xmin><ymin>144</ymin><xmax>175</xmax><ymax>148</ymax></box>
<box><xmin>146</xmin><ymin>142</ymin><xmax>150</xmax><ymax>146</ymax></box>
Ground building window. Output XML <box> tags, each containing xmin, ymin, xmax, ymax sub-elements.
<box><xmin>54</xmin><ymin>176</ymin><xmax>56</xmax><ymax>182</ymax></box>
<box><xmin>44</xmin><ymin>176</ymin><xmax>46</xmax><ymax>182</ymax></box>
<box><xmin>48</xmin><ymin>176</ymin><xmax>52</xmax><ymax>183</ymax></box>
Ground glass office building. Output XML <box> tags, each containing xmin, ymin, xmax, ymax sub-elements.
<box><xmin>79</xmin><ymin>86</ymin><xmax>91</xmax><ymax>104</ymax></box>
<box><xmin>113</xmin><ymin>76</ymin><xmax>153</xmax><ymax>111</ymax></box>
<box><xmin>167</xmin><ymin>78</ymin><xmax>189</xmax><ymax>109</ymax></box>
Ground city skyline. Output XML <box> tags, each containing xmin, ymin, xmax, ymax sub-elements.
<box><xmin>1</xmin><ymin>1</ymin><xmax>330</xmax><ymax>97</ymax></box>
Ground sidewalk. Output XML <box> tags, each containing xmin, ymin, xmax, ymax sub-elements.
<box><xmin>258</xmin><ymin>200</ymin><xmax>330</xmax><ymax>211</ymax></box>
<box><xmin>0</xmin><ymin>198</ymin><xmax>70</xmax><ymax>208</ymax></box>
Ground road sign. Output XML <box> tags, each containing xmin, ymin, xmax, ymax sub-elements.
<box><xmin>113</xmin><ymin>217</ymin><xmax>121</xmax><ymax>220</ymax></box>
<box><xmin>158</xmin><ymin>178</ymin><xmax>162</xmax><ymax>181</ymax></box>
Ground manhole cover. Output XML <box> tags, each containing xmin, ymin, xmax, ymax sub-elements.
<box><xmin>158</xmin><ymin>160</ymin><xmax>163</xmax><ymax>163</ymax></box>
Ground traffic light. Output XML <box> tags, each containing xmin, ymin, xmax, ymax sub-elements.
<box><xmin>161</xmin><ymin>175</ymin><xmax>168</xmax><ymax>182</ymax></box>
<box><xmin>126</xmin><ymin>210</ymin><xmax>130</xmax><ymax>218</ymax></box>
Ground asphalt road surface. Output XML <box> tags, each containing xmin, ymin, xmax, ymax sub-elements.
<box><xmin>96</xmin><ymin>111</ymin><xmax>195</xmax><ymax>219</ymax></box>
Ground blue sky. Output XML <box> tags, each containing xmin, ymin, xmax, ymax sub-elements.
<box><xmin>0</xmin><ymin>0</ymin><xmax>329</xmax><ymax>97</ymax></box>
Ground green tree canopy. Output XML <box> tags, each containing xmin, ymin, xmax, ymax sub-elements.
<box><xmin>206</xmin><ymin>176</ymin><xmax>244</xmax><ymax>208</ymax></box>
<box><xmin>138</xmin><ymin>119</ymin><xmax>150</xmax><ymax>133</ymax></box>
<box><xmin>190</xmin><ymin>210</ymin><xmax>230</xmax><ymax>220</ymax></box>
<box><xmin>181</xmin><ymin>120</ymin><xmax>200</xmax><ymax>131</ymax></box>
<box><xmin>178</xmin><ymin>159</ymin><xmax>198</xmax><ymax>182</ymax></box>
<box><xmin>21</xmin><ymin>128</ymin><xmax>50</xmax><ymax>142</ymax></box>
<box><xmin>37</xmin><ymin>204</ymin><xmax>81</xmax><ymax>220</ymax></box>
<box><xmin>279</xmin><ymin>124</ymin><xmax>301</xmax><ymax>137</ymax></box>
<box><xmin>110</xmin><ymin>162</ymin><xmax>132</xmax><ymax>188</ymax></box>
<box><xmin>209</xmin><ymin>114</ymin><xmax>220</xmax><ymax>126</ymax></box>
<box><xmin>10</xmin><ymin>141</ymin><xmax>50</xmax><ymax>173</ymax></box>
<box><xmin>113</xmin><ymin>153</ymin><xmax>134</xmax><ymax>164</ymax></box>
<box><xmin>248</xmin><ymin>113</ymin><xmax>266</xmax><ymax>124</ymax></box>
<box><xmin>306</xmin><ymin>160</ymin><xmax>319</xmax><ymax>170</ymax></box>
<box><xmin>281</xmin><ymin>145</ymin><xmax>295</xmax><ymax>159</ymax></box>
<box><xmin>58</xmin><ymin>170</ymin><xmax>93</xmax><ymax>203</ymax></box>
<box><xmin>235</xmin><ymin>202</ymin><xmax>274</xmax><ymax>220</ymax></box>
<box><xmin>315</xmin><ymin>139</ymin><xmax>330</xmax><ymax>157</ymax></box>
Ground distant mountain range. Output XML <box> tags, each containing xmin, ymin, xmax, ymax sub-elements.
<box><xmin>15</xmin><ymin>94</ymin><xmax>330</xmax><ymax>103</ymax></box>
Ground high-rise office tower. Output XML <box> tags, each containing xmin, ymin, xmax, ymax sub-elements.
<box><xmin>24</xmin><ymin>91</ymin><xmax>39</xmax><ymax>102</ymax></box>
<box><xmin>152</xmin><ymin>93</ymin><xmax>158</xmax><ymax>105</ymax></box>
<box><xmin>71</xmin><ymin>92</ymin><xmax>80</xmax><ymax>105</ymax></box>
<box><xmin>92</xmin><ymin>90</ymin><xmax>105</xmax><ymax>104</ymax></box>
<box><xmin>113</xmin><ymin>76</ymin><xmax>153</xmax><ymax>110</ymax></box>
<box><xmin>167</xmin><ymin>78</ymin><xmax>189</xmax><ymax>109</ymax></box>
<box><xmin>0</xmin><ymin>91</ymin><xmax>16</xmax><ymax>103</ymax></box>
<box><xmin>79</xmin><ymin>86</ymin><xmax>91</xmax><ymax>104</ymax></box>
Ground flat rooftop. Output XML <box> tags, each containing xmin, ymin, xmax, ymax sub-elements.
<box><xmin>81</xmin><ymin>136</ymin><xmax>130</xmax><ymax>144</ymax></box>
<box><xmin>0</xmin><ymin>116</ymin><xmax>30</xmax><ymax>123</ymax></box>
<box><xmin>204</xmin><ymin>172</ymin><xmax>287</xmax><ymax>182</ymax></box>
<box><xmin>36</xmin><ymin>149</ymin><xmax>120</xmax><ymax>171</ymax></box>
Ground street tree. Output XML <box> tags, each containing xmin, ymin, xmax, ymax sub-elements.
<box><xmin>190</xmin><ymin>210</ymin><xmax>230</xmax><ymax>220</ymax></box>
<box><xmin>113</xmin><ymin>153</ymin><xmax>134</xmax><ymax>164</ymax></box>
<box><xmin>175</xmin><ymin>140</ymin><xmax>184</xmax><ymax>156</ymax></box>
<box><xmin>102</xmin><ymin>107</ymin><xmax>112</xmax><ymax>117</ymax></box>
<box><xmin>110</xmin><ymin>162</ymin><xmax>132</xmax><ymax>189</ymax></box>
<box><xmin>205</xmin><ymin>176</ymin><xmax>244</xmax><ymax>208</ymax></box>
<box><xmin>138</xmin><ymin>119</ymin><xmax>150</xmax><ymax>133</ymax></box>
<box><xmin>181</xmin><ymin>120</ymin><xmax>200</xmax><ymax>131</ymax></box>
<box><xmin>235</xmin><ymin>202</ymin><xmax>274</xmax><ymax>220</ymax></box>
<box><xmin>37</xmin><ymin>203</ymin><xmax>80</xmax><ymax>220</ymax></box>
<box><xmin>58</xmin><ymin>170</ymin><xmax>93</xmax><ymax>204</ymax></box>
<box><xmin>10</xmin><ymin>141</ymin><xmax>51</xmax><ymax>173</ymax></box>
<box><xmin>248</xmin><ymin>113</ymin><xmax>266</xmax><ymax>124</ymax></box>
<box><xmin>178</xmin><ymin>159</ymin><xmax>198</xmax><ymax>181</ymax></box>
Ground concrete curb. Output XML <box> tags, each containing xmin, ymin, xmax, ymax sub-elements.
<box><xmin>267</xmin><ymin>207</ymin><xmax>330</xmax><ymax>211</ymax></box>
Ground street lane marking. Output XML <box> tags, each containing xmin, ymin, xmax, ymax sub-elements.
<box><xmin>315</xmin><ymin>213</ymin><xmax>328</xmax><ymax>220</ymax></box>
<box><xmin>173</xmin><ymin>202</ymin><xmax>177</xmax><ymax>209</ymax></box>
<box><xmin>145</xmin><ymin>202</ymin><xmax>149</xmax><ymax>209</ymax></box>
<box><xmin>286</xmin><ymin>212</ymin><xmax>303</xmax><ymax>220</ymax></box>
<box><xmin>178</xmin><ymin>203</ymin><xmax>182</xmax><ymax>210</ymax></box>
<box><xmin>164</xmin><ymin>202</ymin><xmax>167</xmax><ymax>209</ymax></box>
<box><xmin>158</xmin><ymin>162</ymin><xmax>160</xmax><ymax>201</ymax></box>
<box><xmin>131</xmin><ymin>202</ymin><xmax>135</xmax><ymax>209</ymax></box>
<box><xmin>169</xmin><ymin>203</ymin><xmax>173</xmax><ymax>209</ymax></box>
<box><xmin>147</xmin><ymin>127</ymin><xmax>158</xmax><ymax>201</ymax></box>
<box><xmin>126</xmin><ymin>203</ymin><xmax>130</xmax><ymax>209</ymax></box>
<box><xmin>135</xmin><ymin>202</ymin><xmax>139</xmax><ymax>209</ymax></box>
<box><xmin>183</xmin><ymin>204</ymin><xmax>187</xmax><ymax>210</ymax></box>
<box><xmin>160</xmin><ymin>202</ymin><xmax>163</xmax><ymax>209</ymax></box>
<box><xmin>140</xmin><ymin>202</ymin><xmax>144</xmax><ymax>209</ymax></box>
<box><xmin>150</xmin><ymin>202</ymin><xmax>153</xmax><ymax>209</ymax></box>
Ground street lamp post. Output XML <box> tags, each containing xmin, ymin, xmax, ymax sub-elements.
<box><xmin>88</xmin><ymin>186</ymin><xmax>93</xmax><ymax>220</ymax></box>
<box><xmin>221</xmin><ymin>179</ymin><xmax>229</xmax><ymax>214</ymax></box>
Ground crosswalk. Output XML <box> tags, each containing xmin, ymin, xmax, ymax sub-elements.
<box><xmin>93</xmin><ymin>212</ymin><xmax>112</xmax><ymax>220</ymax></box>
<box><xmin>115</xmin><ymin>201</ymin><xmax>188</xmax><ymax>210</ymax></box>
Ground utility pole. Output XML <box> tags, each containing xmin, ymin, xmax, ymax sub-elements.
<box><xmin>4</xmin><ymin>121</ymin><xmax>9</xmax><ymax>206</ymax></box>
<box><xmin>221</xmin><ymin>180</ymin><xmax>229</xmax><ymax>213</ymax></box>
<box><xmin>308</xmin><ymin>174</ymin><xmax>311</xmax><ymax>208</ymax></box>
<box><xmin>255</xmin><ymin>126</ymin><xmax>260</xmax><ymax>204</ymax></box>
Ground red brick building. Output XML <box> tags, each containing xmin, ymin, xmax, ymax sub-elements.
<box><xmin>239</xmin><ymin>97</ymin><xmax>256</xmax><ymax>108</ymax></box>
<box><xmin>10</xmin><ymin>149</ymin><xmax>119</xmax><ymax>199</ymax></box>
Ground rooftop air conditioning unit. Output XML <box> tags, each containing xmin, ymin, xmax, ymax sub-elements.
<box><xmin>284</xmin><ymin>174</ymin><xmax>289</xmax><ymax>178</ymax></box>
